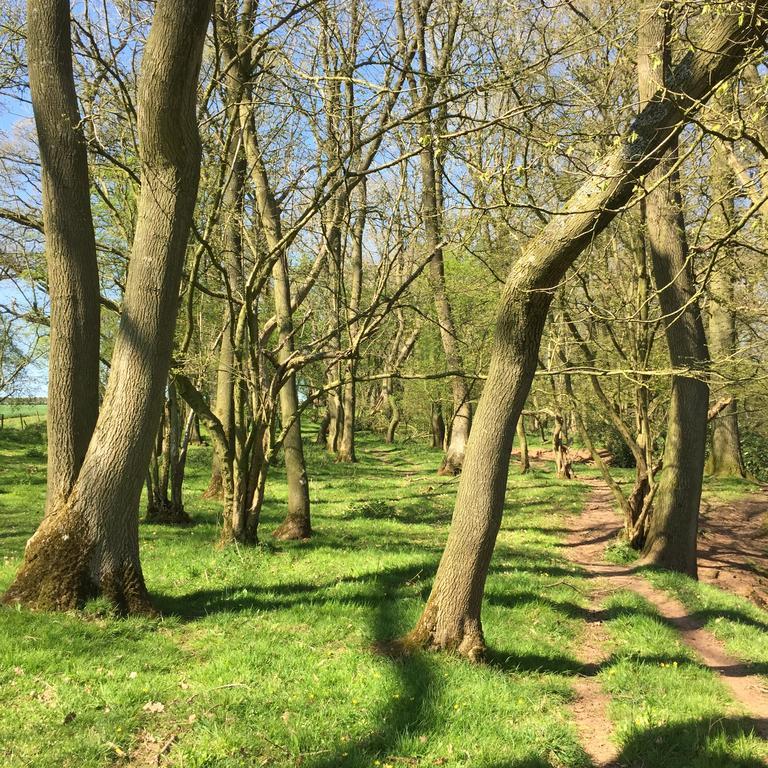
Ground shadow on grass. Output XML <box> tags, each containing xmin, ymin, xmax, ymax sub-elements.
<box><xmin>153</xmin><ymin>559</ymin><xmax>438</xmax><ymax>619</ymax></box>
<box><xmin>613</xmin><ymin>716</ymin><xmax>768</xmax><ymax>767</ymax></box>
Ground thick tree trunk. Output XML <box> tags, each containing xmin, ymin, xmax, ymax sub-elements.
<box><xmin>27</xmin><ymin>0</ymin><xmax>100</xmax><ymax>515</ymax></box>
<box><xmin>638</xmin><ymin>3</ymin><xmax>710</xmax><ymax>578</ymax></box>
<box><xmin>402</xmin><ymin>4</ymin><xmax>767</xmax><ymax>656</ymax></box>
<box><xmin>2</xmin><ymin>0</ymin><xmax>211</xmax><ymax>612</ymax></box>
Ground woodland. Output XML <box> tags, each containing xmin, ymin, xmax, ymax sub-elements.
<box><xmin>1</xmin><ymin>0</ymin><xmax>768</xmax><ymax>766</ymax></box>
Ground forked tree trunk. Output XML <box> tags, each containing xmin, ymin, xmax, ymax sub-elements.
<box><xmin>27</xmin><ymin>0</ymin><xmax>101</xmax><ymax>515</ymax></box>
<box><xmin>2</xmin><ymin>0</ymin><xmax>211</xmax><ymax>613</ymax></box>
<box><xmin>638</xmin><ymin>2</ymin><xmax>709</xmax><ymax>577</ymax></box>
<box><xmin>402</xmin><ymin>4</ymin><xmax>767</xmax><ymax>656</ymax></box>
<box><xmin>145</xmin><ymin>381</ymin><xmax>192</xmax><ymax>525</ymax></box>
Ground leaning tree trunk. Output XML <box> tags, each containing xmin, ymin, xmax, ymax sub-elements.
<box><xmin>26</xmin><ymin>0</ymin><xmax>101</xmax><ymax>515</ymax></box>
<box><xmin>638</xmin><ymin>2</ymin><xmax>710</xmax><ymax>578</ymax></box>
<box><xmin>402</xmin><ymin>3</ymin><xmax>767</xmax><ymax>656</ymax></box>
<box><xmin>2</xmin><ymin>0</ymin><xmax>211</xmax><ymax>613</ymax></box>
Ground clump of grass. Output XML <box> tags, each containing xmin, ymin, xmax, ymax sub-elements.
<box><xmin>604</xmin><ymin>536</ymin><xmax>640</xmax><ymax>565</ymax></box>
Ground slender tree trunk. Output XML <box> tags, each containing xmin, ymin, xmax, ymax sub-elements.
<box><xmin>315</xmin><ymin>408</ymin><xmax>331</xmax><ymax>445</ymax></box>
<box><xmin>26</xmin><ymin>0</ymin><xmax>100</xmax><ymax>515</ymax></box>
<box><xmin>516</xmin><ymin>417</ymin><xmax>529</xmax><ymax>474</ymax></box>
<box><xmin>419</xmin><ymin>140</ymin><xmax>472</xmax><ymax>475</ymax></box>
<box><xmin>2</xmin><ymin>0</ymin><xmax>211</xmax><ymax>612</ymax></box>
<box><xmin>706</xmin><ymin>151</ymin><xmax>745</xmax><ymax>477</ymax></box>
<box><xmin>240</xmin><ymin>118</ymin><xmax>312</xmax><ymax>540</ymax></box>
<box><xmin>638</xmin><ymin>2</ymin><xmax>709</xmax><ymax>577</ymax></box>
<box><xmin>431</xmin><ymin>401</ymin><xmax>446</xmax><ymax>449</ymax></box>
<box><xmin>338</xmin><ymin>181</ymin><xmax>367</xmax><ymax>463</ymax></box>
<box><xmin>401</xmin><ymin>4</ymin><xmax>767</xmax><ymax>656</ymax></box>
<box><xmin>386</xmin><ymin>390</ymin><xmax>400</xmax><ymax>444</ymax></box>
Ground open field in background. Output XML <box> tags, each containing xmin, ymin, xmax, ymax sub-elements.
<box><xmin>1</xmin><ymin>422</ymin><xmax>767</xmax><ymax>767</ymax></box>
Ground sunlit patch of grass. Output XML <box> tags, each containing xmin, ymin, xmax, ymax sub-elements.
<box><xmin>598</xmin><ymin>590</ymin><xmax>768</xmax><ymax>767</ymax></box>
<box><xmin>1</xmin><ymin>423</ymin><xmax>767</xmax><ymax>767</ymax></box>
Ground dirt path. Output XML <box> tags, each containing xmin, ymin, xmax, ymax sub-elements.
<box><xmin>698</xmin><ymin>487</ymin><xmax>768</xmax><ymax>608</ymax></box>
<box><xmin>562</xmin><ymin>479</ymin><xmax>768</xmax><ymax>764</ymax></box>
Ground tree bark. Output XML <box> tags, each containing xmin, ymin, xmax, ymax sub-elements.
<box><xmin>431</xmin><ymin>401</ymin><xmax>446</xmax><ymax>449</ymax></box>
<box><xmin>402</xmin><ymin>3</ymin><xmax>767</xmax><ymax>656</ymax></box>
<box><xmin>2</xmin><ymin>0</ymin><xmax>211</xmax><ymax>612</ymax></box>
<box><xmin>706</xmin><ymin>151</ymin><xmax>745</xmax><ymax>477</ymax></box>
<box><xmin>638</xmin><ymin>2</ymin><xmax>710</xmax><ymax>577</ymax></box>
<box><xmin>27</xmin><ymin>0</ymin><xmax>101</xmax><ymax>515</ymax></box>
<box><xmin>516</xmin><ymin>417</ymin><xmax>530</xmax><ymax>474</ymax></box>
<box><xmin>240</xmin><ymin>116</ymin><xmax>312</xmax><ymax>541</ymax></box>
<box><xmin>337</xmin><ymin>181</ymin><xmax>367</xmax><ymax>463</ymax></box>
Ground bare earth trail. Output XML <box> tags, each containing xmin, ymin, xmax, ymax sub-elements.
<box><xmin>560</xmin><ymin>477</ymin><xmax>768</xmax><ymax>766</ymax></box>
<box><xmin>698</xmin><ymin>486</ymin><xmax>768</xmax><ymax>608</ymax></box>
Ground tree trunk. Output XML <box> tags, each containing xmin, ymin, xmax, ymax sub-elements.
<box><xmin>240</xmin><ymin>116</ymin><xmax>312</xmax><ymax>541</ymax></box>
<box><xmin>27</xmin><ymin>0</ymin><xmax>101</xmax><ymax>515</ymax></box>
<box><xmin>638</xmin><ymin>2</ymin><xmax>710</xmax><ymax>578</ymax></box>
<box><xmin>706</xmin><ymin>152</ymin><xmax>745</xmax><ymax>478</ymax></box>
<box><xmin>431</xmin><ymin>401</ymin><xmax>446</xmax><ymax>449</ymax></box>
<box><xmin>2</xmin><ymin>0</ymin><xmax>211</xmax><ymax>612</ymax></box>
<box><xmin>516</xmin><ymin>417</ymin><xmax>529</xmax><ymax>474</ymax></box>
<box><xmin>401</xmin><ymin>4</ymin><xmax>767</xmax><ymax>656</ymax></box>
<box><xmin>419</xmin><ymin>139</ymin><xmax>472</xmax><ymax>475</ymax></box>
<box><xmin>315</xmin><ymin>408</ymin><xmax>331</xmax><ymax>445</ymax></box>
<box><xmin>337</xmin><ymin>181</ymin><xmax>367</xmax><ymax>463</ymax></box>
<box><xmin>145</xmin><ymin>381</ymin><xmax>191</xmax><ymax>525</ymax></box>
<box><xmin>386</xmin><ymin>389</ymin><xmax>400</xmax><ymax>444</ymax></box>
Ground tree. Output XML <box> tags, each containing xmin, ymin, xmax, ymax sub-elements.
<box><xmin>2</xmin><ymin>0</ymin><xmax>212</xmax><ymax>612</ymax></box>
<box><xmin>25</xmin><ymin>0</ymin><xmax>101</xmax><ymax>515</ymax></box>
<box><xmin>401</xmin><ymin>1</ymin><xmax>768</xmax><ymax>658</ymax></box>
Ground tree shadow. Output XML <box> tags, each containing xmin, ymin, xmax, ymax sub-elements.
<box><xmin>612</xmin><ymin>716</ymin><xmax>768</xmax><ymax>767</ymax></box>
<box><xmin>154</xmin><ymin>559</ymin><xmax>438</xmax><ymax>620</ymax></box>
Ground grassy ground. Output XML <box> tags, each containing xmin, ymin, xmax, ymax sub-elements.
<box><xmin>0</xmin><ymin>424</ymin><xmax>766</xmax><ymax>767</ymax></box>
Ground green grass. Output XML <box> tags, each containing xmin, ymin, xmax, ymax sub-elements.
<box><xmin>0</xmin><ymin>424</ymin><xmax>767</xmax><ymax>767</ymax></box>
<box><xmin>598</xmin><ymin>590</ymin><xmax>768</xmax><ymax>767</ymax></box>
<box><xmin>645</xmin><ymin>570</ymin><xmax>768</xmax><ymax>683</ymax></box>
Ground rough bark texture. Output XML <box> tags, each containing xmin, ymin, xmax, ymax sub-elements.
<box><xmin>638</xmin><ymin>2</ymin><xmax>710</xmax><ymax>578</ymax></box>
<box><xmin>3</xmin><ymin>0</ymin><xmax>211</xmax><ymax>612</ymax></box>
<box><xmin>27</xmin><ymin>0</ymin><xmax>100</xmax><ymax>514</ymax></box>
<box><xmin>403</xmin><ymin>3</ymin><xmax>767</xmax><ymax>656</ymax></box>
